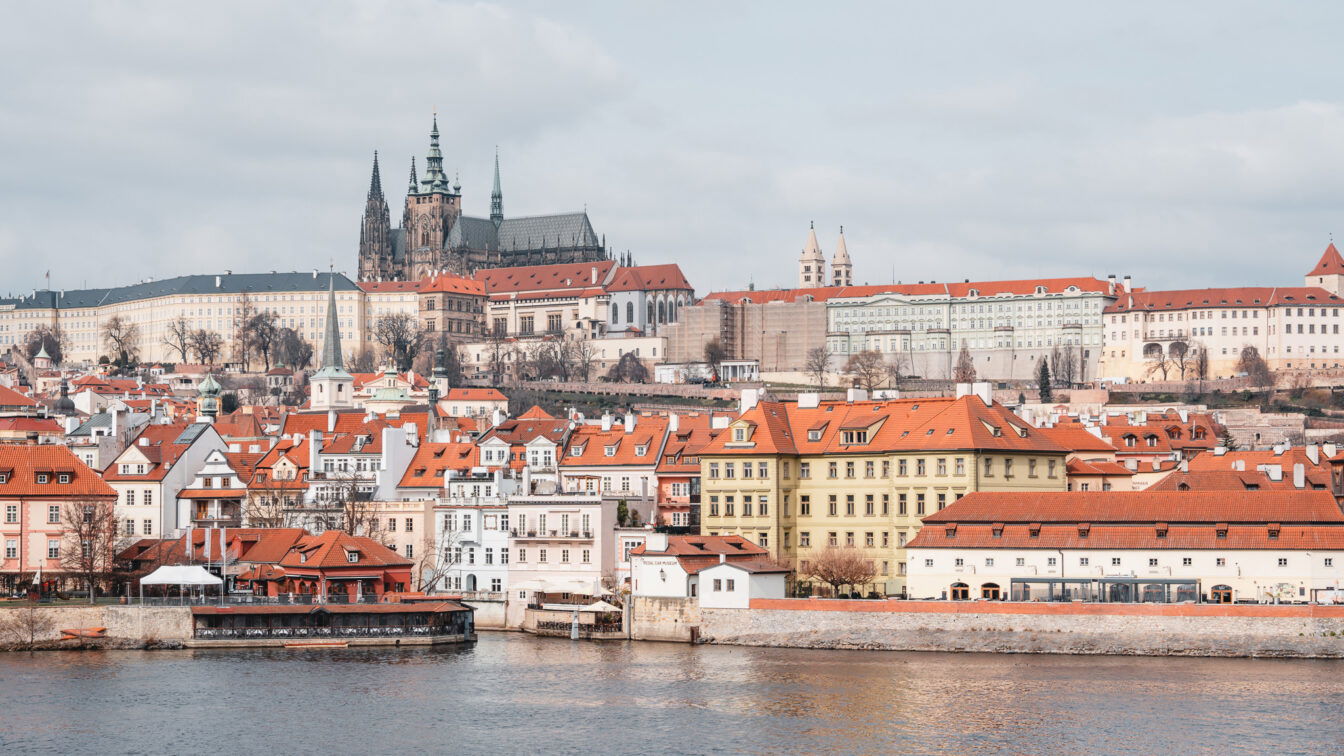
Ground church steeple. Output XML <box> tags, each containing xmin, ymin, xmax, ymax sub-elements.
<box><xmin>408</xmin><ymin>156</ymin><xmax>418</xmax><ymax>193</ymax></box>
<box><xmin>311</xmin><ymin>271</ymin><xmax>354</xmax><ymax>410</ymax></box>
<box><xmin>831</xmin><ymin>225</ymin><xmax>853</xmax><ymax>287</ymax></box>
<box><xmin>367</xmin><ymin>150</ymin><xmax>383</xmax><ymax>199</ymax></box>
<box><xmin>798</xmin><ymin>221</ymin><xmax>826</xmax><ymax>288</ymax></box>
<box><xmin>490</xmin><ymin>148</ymin><xmax>504</xmax><ymax>229</ymax></box>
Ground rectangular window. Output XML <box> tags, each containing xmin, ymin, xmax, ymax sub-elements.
<box><xmin>4</xmin><ymin>539</ymin><xmax>15</xmax><ymax>559</ymax></box>
<box><xmin>517</xmin><ymin>548</ymin><xmax>526</xmax><ymax>563</ymax></box>
<box><xmin>845</xmin><ymin>495</ymin><xmax>855</xmax><ymax>516</ymax></box>
<box><xmin>864</xmin><ymin>461</ymin><xmax>875</xmax><ymax>478</ymax></box>
<box><xmin>1111</xmin><ymin>557</ymin><xmax>1121</xmax><ymax>566</ymax></box>
<box><xmin>916</xmin><ymin>459</ymin><xmax>926</xmax><ymax>476</ymax></box>
<box><xmin>48</xmin><ymin>540</ymin><xmax>60</xmax><ymax>559</ymax></box>
<box><xmin>881</xmin><ymin>494</ymin><xmax>889</xmax><ymax>516</ymax></box>
<box><xmin>828</xmin><ymin>495</ymin><xmax>837</xmax><ymax>517</ymax></box>
<box><xmin>800</xmin><ymin>531</ymin><xmax>811</xmax><ymax>548</ymax></box>
<box><xmin>713</xmin><ymin>579</ymin><xmax>722</xmax><ymax>592</ymax></box>
<box><xmin>48</xmin><ymin>505</ymin><xmax>61</xmax><ymax>524</ymax></box>
<box><xmin>828</xmin><ymin>532</ymin><xmax>838</xmax><ymax>547</ymax></box>
<box><xmin>898</xmin><ymin>459</ymin><xmax>908</xmax><ymax>476</ymax></box>
<box><xmin>916</xmin><ymin>493</ymin><xmax>925</xmax><ymax>515</ymax></box>
<box><xmin>1182</xmin><ymin>557</ymin><xmax>1192</xmax><ymax>566</ymax></box>
<box><xmin>1079</xmin><ymin>557</ymin><xmax>1089</xmax><ymax>566</ymax></box>
<box><xmin>143</xmin><ymin>519</ymin><xmax>152</xmax><ymax>535</ymax></box>
<box><xmin>828</xmin><ymin>462</ymin><xmax>838</xmax><ymax>479</ymax></box>
<box><xmin>758</xmin><ymin>462</ymin><xmax>769</xmax><ymax>479</ymax></box>
<box><xmin>800</xmin><ymin>462</ymin><xmax>810</xmax><ymax>479</ymax></box>
<box><xmin>724</xmin><ymin>496</ymin><xmax>735</xmax><ymax>517</ymax></box>
<box><xmin>538</xmin><ymin>549</ymin><xmax>548</xmax><ymax>563</ymax></box>
<box><xmin>936</xmin><ymin>458</ymin><xmax>947</xmax><ymax>476</ymax></box>
<box><xmin>759</xmin><ymin>495</ymin><xmax>769</xmax><ymax>517</ymax></box>
<box><xmin>898</xmin><ymin>494</ymin><xmax>907</xmax><ymax>515</ymax></box>
<box><xmin>799</xmin><ymin>495</ymin><xmax>810</xmax><ymax>516</ymax></box>
<box><xmin>1016</xmin><ymin>557</ymin><xmax>1025</xmax><ymax>567</ymax></box>
<box><xmin>1047</xmin><ymin>557</ymin><xmax>1057</xmax><ymax>566</ymax></box>
<box><xmin>865</xmin><ymin>494</ymin><xmax>874</xmax><ymax>516</ymax></box>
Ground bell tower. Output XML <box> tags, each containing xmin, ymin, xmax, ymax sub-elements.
<box><xmin>402</xmin><ymin>114</ymin><xmax>462</xmax><ymax>281</ymax></box>
<box><xmin>357</xmin><ymin>152</ymin><xmax>394</xmax><ymax>282</ymax></box>
<box><xmin>798</xmin><ymin>222</ymin><xmax>826</xmax><ymax>288</ymax></box>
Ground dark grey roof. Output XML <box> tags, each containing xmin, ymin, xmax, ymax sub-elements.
<box><xmin>10</xmin><ymin>272</ymin><xmax>360</xmax><ymax>311</ymax></box>
<box><xmin>449</xmin><ymin>216</ymin><xmax>503</xmax><ymax>251</ymax></box>
<box><xmin>495</xmin><ymin>213</ymin><xmax>599</xmax><ymax>252</ymax></box>
<box><xmin>174</xmin><ymin>422</ymin><xmax>211</xmax><ymax>445</ymax></box>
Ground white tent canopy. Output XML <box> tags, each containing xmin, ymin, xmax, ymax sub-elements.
<box><xmin>140</xmin><ymin>565</ymin><xmax>223</xmax><ymax>586</ymax></box>
<box><xmin>582</xmin><ymin>600</ymin><xmax>622</xmax><ymax>612</ymax></box>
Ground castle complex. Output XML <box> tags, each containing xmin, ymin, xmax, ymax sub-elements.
<box><xmin>357</xmin><ymin>117</ymin><xmax>607</xmax><ymax>282</ymax></box>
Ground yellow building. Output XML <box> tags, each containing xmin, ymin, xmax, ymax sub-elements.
<box><xmin>697</xmin><ymin>389</ymin><xmax>1068</xmax><ymax>595</ymax></box>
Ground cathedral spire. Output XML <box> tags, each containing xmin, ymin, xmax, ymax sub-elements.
<box><xmin>422</xmin><ymin>112</ymin><xmax>449</xmax><ymax>192</ymax></box>
<box><xmin>408</xmin><ymin>156</ymin><xmax>418</xmax><ymax>193</ymax></box>
<box><xmin>490</xmin><ymin>147</ymin><xmax>504</xmax><ymax>229</ymax></box>
<box><xmin>367</xmin><ymin>151</ymin><xmax>383</xmax><ymax>200</ymax></box>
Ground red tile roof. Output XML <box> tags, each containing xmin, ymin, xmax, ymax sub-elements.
<box><xmin>702</xmin><ymin>277</ymin><xmax>1114</xmax><ymax>305</ymax></box>
<box><xmin>279</xmin><ymin>531</ymin><xmax>413</xmax><ymax>569</ymax></box>
<box><xmin>1148</xmin><ymin>469</ymin><xmax>1330</xmax><ymax>492</ymax></box>
<box><xmin>0</xmin><ymin>385</ymin><xmax>38</xmax><ymax>407</ymax></box>
<box><xmin>1307</xmin><ymin>243</ymin><xmax>1344</xmax><ymax>277</ymax></box>
<box><xmin>398</xmin><ymin>442</ymin><xmax>479</xmax><ymax>488</ymax></box>
<box><xmin>0</xmin><ymin>417</ymin><xmax>63</xmax><ymax>433</ymax></box>
<box><xmin>606</xmin><ymin>264</ymin><xmax>693</xmax><ymax>293</ymax></box>
<box><xmin>444</xmin><ymin>388</ymin><xmax>506</xmax><ymax>402</ymax></box>
<box><xmin>1039</xmin><ymin>425</ymin><xmax>1118</xmax><ymax>453</ymax></box>
<box><xmin>1106</xmin><ymin>286</ymin><xmax>1343</xmax><ymax>313</ymax></box>
<box><xmin>560</xmin><ymin>416</ymin><xmax>669</xmax><ymax>467</ymax></box>
<box><xmin>920</xmin><ymin>490</ymin><xmax>1344</xmax><ymax>525</ymax></box>
<box><xmin>517</xmin><ymin>405</ymin><xmax>554</xmax><ymax>420</ymax></box>
<box><xmin>357</xmin><ymin>280</ymin><xmax>421</xmax><ymax>293</ymax></box>
<box><xmin>279</xmin><ymin>411</ymin><xmax>429</xmax><ymax>438</ymax></box>
<box><xmin>0</xmin><ymin>444</ymin><xmax>115</xmax><ymax>497</ymax></box>
<box><xmin>102</xmin><ymin>422</ymin><xmax>201</xmax><ymax>481</ymax></box>
<box><xmin>476</xmin><ymin>260</ymin><xmax>617</xmax><ymax>296</ymax></box>
<box><xmin>418</xmin><ymin>273</ymin><xmax>486</xmax><ymax>295</ymax></box>
<box><xmin>1065</xmin><ymin>459</ymin><xmax>1134</xmax><ymax>477</ymax></box>
<box><xmin>656</xmin><ymin>413</ymin><xmax>724</xmax><ymax>474</ymax></box>
<box><xmin>910</xmin><ymin>522</ymin><xmax>1344</xmax><ymax>550</ymax></box>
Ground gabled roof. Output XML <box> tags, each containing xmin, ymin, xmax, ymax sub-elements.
<box><xmin>476</xmin><ymin>260</ymin><xmax>617</xmax><ymax>296</ymax></box>
<box><xmin>606</xmin><ymin>264</ymin><xmax>693</xmax><ymax>293</ymax></box>
<box><xmin>444</xmin><ymin>388</ymin><xmax>506</xmax><ymax>402</ymax></box>
<box><xmin>103</xmin><ymin>422</ymin><xmax>211</xmax><ymax>481</ymax></box>
<box><xmin>279</xmin><ymin>531</ymin><xmax>413</xmax><ymax>569</ymax></box>
<box><xmin>560</xmin><ymin>416</ymin><xmax>669</xmax><ymax>467</ymax></box>
<box><xmin>1148</xmin><ymin>469</ymin><xmax>1330</xmax><ymax>492</ymax></box>
<box><xmin>398</xmin><ymin>442</ymin><xmax>479</xmax><ymax>488</ymax></box>
<box><xmin>1065</xmin><ymin>459</ymin><xmax>1134</xmax><ymax>477</ymax></box>
<box><xmin>0</xmin><ymin>385</ymin><xmax>37</xmax><ymax>407</ymax></box>
<box><xmin>1105</xmin><ymin>286</ymin><xmax>1343</xmax><ymax>313</ymax></box>
<box><xmin>0</xmin><ymin>444</ymin><xmax>115</xmax><ymax>497</ymax></box>
<box><xmin>1039</xmin><ymin>424</ymin><xmax>1118</xmax><ymax>453</ymax></box>
<box><xmin>418</xmin><ymin>273</ymin><xmax>485</xmax><ymax>296</ymax></box>
<box><xmin>701</xmin><ymin>277</ymin><xmax>1114</xmax><ymax>305</ymax></box>
<box><xmin>1307</xmin><ymin>243</ymin><xmax>1344</xmax><ymax>277</ymax></box>
<box><xmin>279</xmin><ymin>411</ymin><xmax>429</xmax><ymax>438</ymax></box>
<box><xmin>657</xmin><ymin>414</ymin><xmax>724</xmax><ymax>474</ymax></box>
<box><xmin>517</xmin><ymin>405</ymin><xmax>554</xmax><ymax>420</ymax></box>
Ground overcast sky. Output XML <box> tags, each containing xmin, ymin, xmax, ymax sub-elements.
<box><xmin>3</xmin><ymin>1</ymin><xmax>1344</xmax><ymax>296</ymax></box>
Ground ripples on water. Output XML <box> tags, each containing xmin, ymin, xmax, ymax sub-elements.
<box><xmin>1</xmin><ymin>635</ymin><xmax>1342</xmax><ymax>755</ymax></box>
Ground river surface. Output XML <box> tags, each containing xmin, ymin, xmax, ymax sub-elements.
<box><xmin>1</xmin><ymin>633</ymin><xmax>1341</xmax><ymax>755</ymax></box>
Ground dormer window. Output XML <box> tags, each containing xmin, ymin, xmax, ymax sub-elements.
<box><xmin>1155</xmin><ymin>523</ymin><xmax>1168</xmax><ymax>539</ymax></box>
<box><xmin>840</xmin><ymin>430</ymin><xmax>868</xmax><ymax>445</ymax></box>
<box><xmin>57</xmin><ymin>474</ymin><xmax>71</xmax><ymax>484</ymax></box>
<box><xmin>346</xmin><ymin>551</ymin><xmax>360</xmax><ymax>563</ymax></box>
<box><xmin>635</xmin><ymin>445</ymin><xmax>648</xmax><ymax>456</ymax></box>
<box><xmin>0</xmin><ymin>473</ymin><xmax>8</xmax><ymax>484</ymax></box>
<box><xmin>300</xmin><ymin>552</ymin><xmax>308</xmax><ymax>563</ymax></box>
<box><xmin>734</xmin><ymin>428</ymin><xmax>747</xmax><ymax>442</ymax></box>
<box><xmin>604</xmin><ymin>446</ymin><xmax>617</xmax><ymax>457</ymax></box>
<box><xmin>1145</xmin><ymin>435</ymin><xmax>1158</xmax><ymax>447</ymax></box>
<box><xmin>35</xmin><ymin>473</ymin><xmax>49</xmax><ymax>484</ymax></box>
<box><xmin>807</xmin><ymin>430</ymin><xmax>822</xmax><ymax>442</ymax></box>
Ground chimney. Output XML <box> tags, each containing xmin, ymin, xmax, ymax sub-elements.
<box><xmin>1178</xmin><ymin>409</ymin><xmax>1188</xmax><ymax>422</ymax></box>
<box><xmin>215</xmin><ymin>276</ymin><xmax>222</xmax><ymax>288</ymax></box>
<box><xmin>138</xmin><ymin>436</ymin><xmax>149</xmax><ymax>447</ymax></box>
<box><xmin>1179</xmin><ymin>459</ymin><xmax>1189</xmax><ymax>473</ymax></box>
<box><xmin>668</xmin><ymin>414</ymin><xmax>679</xmax><ymax>433</ymax></box>
<box><xmin>1122</xmin><ymin>275</ymin><xmax>1132</xmax><ymax>293</ymax></box>
<box><xmin>798</xmin><ymin>392</ymin><xmax>820</xmax><ymax>409</ymax></box>
<box><xmin>1306</xmin><ymin>444</ymin><xmax>1320</xmax><ymax>465</ymax></box>
<box><xmin>646</xmin><ymin>532</ymin><xmax>668</xmax><ymax>552</ymax></box>
<box><xmin>591</xmin><ymin>266</ymin><xmax>598</xmax><ymax>284</ymax></box>
<box><xmin>1273</xmin><ymin>443</ymin><xmax>1286</xmax><ymax>456</ymax></box>
<box><xmin>309</xmin><ymin>430</ymin><xmax>322</xmax><ymax>470</ymax></box>
<box><xmin>327</xmin><ymin>409</ymin><xmax>337</xmax><ymax>433</ymax></box>
<box><xmin>846</xmin><ymin>387</ymin><xmax>868</xmax><ymax>403</ymax></box>
<box><xmin>1293</xmin><ymin>463</ymin><xmax>1306</xmax><ymax>489</ymax></box>
<box><xmin>1107</xmin><ymin>274</ymin><xmax>1116</xmax><ymax>294</ymax></box>
<box><xmin>740</xmin><ymin>388</ymin><xmax>760</xmax><ymax>413</ymax></box>
<box><xmin>1213</xmin><ymin>446</ymin><xmax>1227</xmax><ymax>456</ymax></box>
<box><xmin>624</xmin><ymin>411</ymin><xmax>635</xmax><ymax>433</ymax></box>
<box><xmin>1233</xmin><ymin>459</ymin><xmax>1245</xmax><ymax>471</ymax></box>
<box><xmin>719</xmin><ymin>553</ymin><xmax>727</xmax><ymax>564</ymax></box>
<box><xmin>491</xmin><ymin>408</ymin><xmax>504</xmax><ymax>428</ymax></box>
<box><xmin>1266</xmin><ymin>464</ymin><xmax>1283</xmax><ymax>482</ymax></box>
<box><xmin>601</xmin><ymin>412</ymin><xmax>613</xmax><ymax>432</ymax></box>
<box><xmin>1325</xmin><ymin>443</ymin><xmax>1338</xmax><ymax>460</ymax></box>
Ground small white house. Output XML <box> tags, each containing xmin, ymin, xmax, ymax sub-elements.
<box><xmin>697</xmin><ymin>562</ymin><xmax>787</xmax><ymax>609</ymax></box>
<box><xmin>629</xmin><ymin>533</ymin><xmax>786</xmax><ymax>607</ymax></box>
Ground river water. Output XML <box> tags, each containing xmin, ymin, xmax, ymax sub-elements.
<box><xmin>1</xmin><ymin>634</ymin><xmax>1341</xmax><ymax>755</ymax></box>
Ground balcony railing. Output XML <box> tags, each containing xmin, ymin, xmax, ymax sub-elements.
<box><xmin>509</xmin><ymin>529</ymin><xmax>593</xmax><ymax>540</ymax></box>
<box><xmin>194</xmin><ymin>624</ymin><xmax>437</xmax><ymax>640</ymax></box>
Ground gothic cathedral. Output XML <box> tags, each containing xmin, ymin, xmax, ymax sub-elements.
<box><xmin>357</xmin><ymin>116</ymin><xmax>608</xmax><ymax>281</ymax></box>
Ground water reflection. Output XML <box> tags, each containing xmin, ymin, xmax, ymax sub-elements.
<box><xmin>0</xmin><ymin>637</ymin><xmax>1342</xmax><ymax>755</ymax></box>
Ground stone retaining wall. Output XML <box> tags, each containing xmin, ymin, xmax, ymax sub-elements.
<box><xmin>0</xmin><ymin>605</ymin><xmax>193</xmax><ymax>644</ymax></box>
<box><xmin>631</xmin><ymin>596</ymin><xmax>700</xmax><ymax>642</ymax></box>
<box><xmin>699</xmin><ymin>600</ymin><xmax>1344</xmax><ymax>657</ymax></box>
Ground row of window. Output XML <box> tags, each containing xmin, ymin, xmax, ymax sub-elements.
<box><xmin>3</xmin><ymin>539</ymin><xmax>61</xmax><ymax>559</ymax></box>
<box><xmin>929</xmin><ymin>555</ymin><xmax>1327</xmax><ymax>568</ymax></box>
<box><xmin>707</xmin><ymin>457</ymin><xmax>1056</xmax><ymax>480</ymax></box>
<box><xmin>514</xmin><ymin>547</ymin><xmax>590</xmax><ymax>564</ymax></box>
<box><xmin>707</xmin><ymin>490</ymin><xmax>964</xmax><ymax>519</ymax></box>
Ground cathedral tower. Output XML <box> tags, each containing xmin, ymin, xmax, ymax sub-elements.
<box><xmin>402</xmin><ymin>114</ymin><xmax>462</xmax><ymax>280</ymax></box>
<box><xmin>798</xmin><ymin>222</ymin><xmax>826</xmax><ymax>288</ymax></box>
<box><xmin>357</xmin><ymin>152</ymin><xmax>394</xmax><ymax>281</ymax></box>
<box><xmin>831</xmin><ymin>226</ymin><xmax>852</xmax><ymax>287</ymax></box>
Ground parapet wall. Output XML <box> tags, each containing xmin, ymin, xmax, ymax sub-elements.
<box><xmin>0</xmin><ymin>605</ymin><xmax>193</xmax><ymax>644</ymax></box>
<box><xmin>699</xmin><ymin>600</ymin><xmax>1344</xmax><ymax>657</ymax></box>
<box><xmin>631</xmin><ymin>596</ymin><xmax>701</xmax><ymax>642</ymax></box>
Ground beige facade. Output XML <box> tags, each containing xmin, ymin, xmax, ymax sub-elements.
<box><xmin>664</xmin><ymin>297</ymin><xmax>829</xmax><ymax>372</ymax></box>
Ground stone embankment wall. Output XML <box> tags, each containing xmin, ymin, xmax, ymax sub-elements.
<box><xmin>631</xmin><ymin>596</ymin><xmax>700</xmax><ymax>642</ymax></box>
<box><xmin>0</xmin><ymin>605</ymin><xmax>193</xmax><ymax>645</ymax></box>
<box><xmin>462</xmin><ymin>598</ymin><xmax>506</xmax><ymax>629</ymax></box>
<box><xmin>699</xmin><ymin>600</ymin><xmax>1344</xmax><ymax>658</ymax></box>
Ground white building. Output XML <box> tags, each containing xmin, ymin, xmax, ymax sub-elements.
<box><xmin>102</xmin><ymin>421</ymin><xmax>227</xmax><ymax>538</ymax></box>
<box><xmin>505</xmin><ymin>492</ymin><xmax>615</xmax><ymax>627</ymax></box>
<box><xmin>433</xmin><ymin>470</ymin><xmax>519</xmax><ymax>594</ymax></box>
<box><xmin>629</xmin><ymin>533</ymin><xmax>784</xmax><ymax>607</ymax></box>
<box><xmin>907</xmin><ymin>489</ymin><xmax>1344</xmax><ymax>604</ymax></box>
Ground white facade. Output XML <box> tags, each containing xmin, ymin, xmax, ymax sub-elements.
<box><xmin>697</xmin><ymin>562</ymin><xmax>787</xmax><ymax>609</ymax></box>
<box><xmin>505</xmin><ymin>493</ymin><xmax>615</xmax><ymax>626</ymax></box>
<box><xmin>431</xmin><ymin>472</ymin><xmax>519</xmax><ymax>594</ymax></box>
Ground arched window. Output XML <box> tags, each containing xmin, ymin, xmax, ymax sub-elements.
<box><xmin>981</xmin><ymin>583</ymin><xmax>1001</xmax><ymax>600</ymax></box>
<box><xmin>647</xmin><ymin>301</ymin><xmax>655</xmax><ymax>324</ymax></box>
<box><xmin>949</xmin><ymin>582</ymin><xmax>970</xmax><ymax>600</ymax></box>
<box><xmin>658</xmin><ymin>300</ymin><xmax>667</xmax><ymax>324</ymax></box>
<box><xmin>611</xmin><ymin>303</ymin><xmax>619</xmax><ymax>323</ymax></box>
<box><xmin>626</xmin><ymin>302</ymin><xmax>634</xmax><ymax>323</ymax></box>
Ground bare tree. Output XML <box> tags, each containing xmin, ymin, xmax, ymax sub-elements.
<box><xmin>374</xmin><ymin>313</ymin><xmax>425</xmax><ymax>371</ymax></box>
<box><xmin>102</xmin><ymin>316</ymin><xmax>141</xmax><ymax>370</ymax></box>
<box><xmin>953</xmin><ymin>344</ymin><xmax>976</xmax><ymax>383</ymax></box>
<box><xmin>843</xmin><ymin>350</ymin><xmax>886</xmax><ymax>392</ymax></box>
<box><xmin>163</xmin><ymin>316</ymin><xmax>192</xmax><ymax>363</ymax></box>
<box><xmin>886</xmin><ymin>350</ymin><xmax>912</xmax><ymax>391</ymax></box>
<box><xmin>1056</xmin><ymin>344</ymin><xmax>1079</xmax><ymax>386</ymax></box>
<box><xmin>188</xmin><ymin>329</ymin><xmax>225</xmax><ymax>365</ymax></box>
<box><xmin>418</xmin><ymin>527</ymin><xmax>465</xmax><ymax>593</ymax></box>
<box><xmin>703</xmin><ymin>339</ymin><xmax>728</xmax><ymax>382</ymax></box>
<box><xmin>606</xmin><ymin>352</ymin><xmax>649</xmax><ymax>383</ymax></box>
<box><xmin>807</xmin><ymin>547</ymin><xmax>878</xmax><ymax>597</ymax></box>
<box><xmin>566</xmin><ymin>338</ymin><xmax>598</xmax><ymax>382</ymax></box>
<box><xmin>0</xmin><ymin>604</ymin><xmax>55</xmax><ymax>648</ymax></box>
<box><xmin>274</xmin><ymin>327</ymin><xmax>313</xmax><ymax>369</ymax></box>
<box><xmin>1237</xmin><ymin>345</ymin><xmax>1274</xmax><ymax>387</ymax></box>
<box><xmin>482</xmin><ymin>330</ymin><xmax>513</xmax><ymax>385</ymax></box>
<box><xmin>60</xmin><ymin>498</ymin><xmax>125</xmax><ymax>603</ymax></box>
<box><xmin>804</xmin><ymin>346</ymin><xmax>830</xmax><ymax>386</ymax></box>
<box><xmin>1193</xmin><ymin>342</ymin><xmax>1210</xmax><ymax>382</ymax></box>
<box><xmin>346</xmin><ymin>345</ymin><xmax>378</xmax><ymax>374</ymax></box>
<box><xmin>232</xmin><ymin>291</ymin><xmax>258</xmax><ymax>371</ymax></box>
<box><xmin>1145</xmin><ymin>344</ymin><xmax>1173</xmax><ymax>381</ymax></box>
<box><xmin>25</xmin><ymin>325</ymin><xmax>68</xmax><ymax>365</ymax></box>
<box><xmin>243</xmin><ymin>311</ymin><xmax>281</xmax><ymax>371</ymax></box>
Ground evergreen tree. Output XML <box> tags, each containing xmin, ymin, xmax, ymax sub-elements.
<box><xmin>1037</xmin><ymin>358</ymin><xmax>1053</xmax><ymax>403</ymax></box>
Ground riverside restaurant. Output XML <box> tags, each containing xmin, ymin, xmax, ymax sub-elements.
<box><xmin>188</xmin><ymin>601</ymin><xmax>475</xmax><ymax>647</ymax></box>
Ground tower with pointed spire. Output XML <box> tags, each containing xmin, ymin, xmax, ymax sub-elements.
<box><xmin>490</xmin><ymin>148</ymin><xmax>504</xmax><ymax>229</ymax></box>
<box><xmin>798</xmin><ymin>222</ymin><xmax>826</xmax><ymax>288</ymax></box>
<box><xmin>830</xmin><ymin>225</ymin><xmax>853</xmax><ymax>287</ymax></box>
<box><xmin>357</xmin><ymin>151</ymin><xmax>396</xmax><ymax>282</ymax></box>
<box><xmin>1306</xmin><ymin>242</ymin><xmax>1344</xmax><ymax>295</ymax></box>
<box><xmin>356</xmin><ymin>114</ymin><xmax>606</xmax><ymax>282</ymax></box>
<box><xmin>196</xmin><ymin>373</ymin><xmax>221</xmax><ymax>423</ymax></box>
<box><xmin>310</xmin><ymin>272</ymin><xmax>354</xmax><ymax>411</ymax></box>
